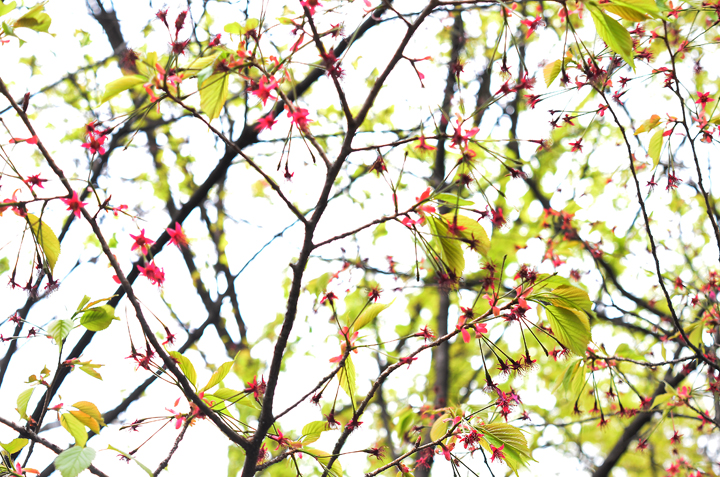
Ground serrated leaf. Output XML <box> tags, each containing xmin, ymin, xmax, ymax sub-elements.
<box><xmin>200</xmin><ymin>361</ymin><xmax>233</xmax><ymax>393</ymax></box>
<box><xmin>478</xmin><ymin>422</ymin><xmax>535</xmax><ymax>474</ymax></box>
<box><xmin>352</xmin><ymin>300</ymin><xmax>393</xmax><ymax>332</ymax></box>
<box><xmin>48</xmin><ymin>319</ymin><xmax>73</xmax><ymax>345</ymax></box>
<box><xmin>442</xmin><ymin>213</ymin><xmax>491</xmax><ymax>257</ymax></box>
<box><xmin>648</xmin><ymin>128</ymin><xmax>663</xmax><ymax>169</ymax></box>
<box><xmin>79</xmin><ymin>362</ymin><xmax>103</xmax><ymax>381</ymax></box>
<box><xmin>107</xmin><ymin>446</ymin><xmax>152</xmax><ymax>476</ymax></box>
<box><xmin>16</xmin><ymin>388</ymin><xmax>34</xmax><ymax>420</ymax></box>
<box><xmin>603</xmin><ymin>4</ymin><xmax>647</xmax><ymax>20</ymax></box>
<box><xmin>589</xmin><ymin>5</ymin><xmax>635</xmax><ymax>70</ymax></box>
<box><xmin>548</xmin><ymin>285</ymin><xmax>593</xmax><ymax>313</ymax></box>
<box><xmin>606</xmin><ymin>0</ymin><xmax>660</xmax><ymax>19</ymax></box>
<box><xmin>80</xmin><ymin>305</ymin><xmax>117</xmax><ymax>332</ymax></box>
<box><xmin>543</xmin><ymin>60</ymin><xmax>562</xmax><ymax>87</ymax></box>
<box><xmin>26</xmin><ymin>213</ymin><xmax>60</xmax><ymax>273</ymax></box>
<box><xmin>428</xmin><ymin>217</ymin><xmax>465</xmax><ymax>276</ymax></box>
<box><xmin>72</xmin><ymin>401</ymin><xmax>105</xmax><ymax>427</ymax></box>
<box><xmin>304</xmin><ymin>448</ymin><xmax>343</xmax><ymax>477</ymax></box>
<box><xmin>169</xmin><ymin>351</ymin><xmax>197</xmax><ymax>388</ymax></box>
<box><xmin>0</xmin><ymin>438</ymin><xmax>27</xmax><ymax>454</ymax></box>
<box><xmin>54</xmin><ymin>446</ymin><xmax>96</xmax><ymax>477</ymax></box>
<box><xmin>634</xmin><ymin>114</ymin><xmax>661</xmax><ymax>135</ymax></box>
<box><xmin>430</xmin><ymin>414</ymin><xmax>449</xmax><ymax>442</ymax></box>
<box><xmin>69</xmin><ymin>411</ymin><xmax>100</xmax><ymax>434</ymax></box>
<box><xmin>199</xmin><ymin>73</ymin><xmax>229</xmax><ymax>120</ymax></box>
<box><xmin>543</xmin><ymin>306</ymin><xmax>592</xmax><ymax>355</ymax></box>
<box><xmin>100</xmin><ymin>75</ymin><xmax>147</xmax><ymax>104</ymax></box>
<box><xmin>337</xmin><ymin>355</ymin><xmax>356</xmax><ymax>404</ymax></box>
<box><xmin>61</xmin><ymin>413</ymin><xmax>88</xmax><ymax>447</ymax></box>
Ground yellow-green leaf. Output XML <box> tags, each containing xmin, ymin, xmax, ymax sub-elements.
<box><xmin>16</xmin><ymin>388</ymin><xmax>34</xmax><ymax>420</ymax></box>
<box><xmin>543</xmin><ymin>60</ymin><xmax>562</xmax><ymax>87</ymax></box>
<box><xmin>0</xmin><ymin>438</ymin><xmax>28</xmax><ymax>455</ymax></box>
<box><xmin>80</xmin><ymin>305</ymin><xmax>117</xmax><ymax>332</ymax></box>
<box><xmin>634</xmin><ymin>114</ymin><xmax>661</xmax><ymax>135</ymax></box>
<box><xmin>69</xmin><ymin>411</ymin><xmax>100</xmax><ymax>434</ymax></box>
<box><xmin>589</xmin><ymin>5</ymin><xmax>635</xmax><ymax>71</ymax></box>
<box><xmin>337</xmin><ymin>355</ymin><xmax>356</xmax><ymax>404</ymax></box>
<box><xmin>430</xmin><ymin>414</ymin><xmax>449</xmax><ymax>442</ymax></box>
<box><xmin>60</xmin><ymin>413</ymin><xmax>88</xmax><ymax>447</ymax></box>
<box><xmin>169</xmin><ymin>351</ymin><xmax>197</xmax><ymax>388</ymax></box>
<box><xmin>0</xmin><ymin>2</ymin><xmax>17</xmax><ymax>17</ymax></box>
<box><xmin>303</xmin><ymin>448</ymin><xmax>343</xmax><ymax>477</ymax></box>
<box><xmin>26</xmin><ymin>213</ymin><xmax>60</xmax><ymax>273</ymax></box>
<box><xmin>301</xmin><ymin>421</ymin><xmax>330</xmax><ymax>445</ymax></box>
<box><xmin>199</xmin><ymin>73</ymin><xmax>229</xmax><ymax>120</ymax></box>
<box><xmin>72</xmin><ymin>401</ymin><xmax>105</xmax><ymax>427</ymax></box>
<box><xmin>48</xmin><ymin>319</ymin><xmax>73</xmax><ymax>345</ymax></box>
<box><xmin>428</xmin><ymin>216</ymin><xmax>465</xmax><ymax>277</ymax></box>
<box><xmin>547</xmin><ymin>285</ymin><xmax>592</xmax><ymax>313</ymax></box>
<box><xmin>477</xmin><ymin>422</ymin><xmax>535</xmax><ymax>474</ymax></box>
<box><xmin>200</xmin><ymin>361</ymin><xmax>233</xmax><ymax>393</ymax></box>
<box><xmin>352</xmin><ymin>300</ymin><xmax>394</xmax><ymax>333</ymax></box>
<box><xmin>100</xmin><ymin>75</ymin><xmax>147</xmax><ymax>104</ymax></box>
<box><xmin>442</xmin><ymin>213</ymin><xmax>491</xmax><ymax>257</ymax></box>
<box><xmin>107</xmin><ymin>446</ymin><xmax>152</xmax><ymax>476</ymax></box>
<box><xmin>14</xmin><ymin>2</ymin><xmax>51</xmax><ymax>33</ymax></box>
<box><xmin>542</xmin><ymin>305</ymin><xmax>591</xmax><ymax>355</ymax></box>
<box><xmin>648</xmin><ymin>128</ymin><xmax>664</xmax><ymax>169</ymax></box>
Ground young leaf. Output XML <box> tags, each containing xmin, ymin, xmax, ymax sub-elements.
<box><xmin>107</xmin><ymin>446</ymin><xmax>153</xmax><ymax>476</ymax></box>
<box><xmin>0</xmin><ymin>2</ymin><xmax>17</xmax><ymax>18</ymax></box>
<box><xmin>75</xmin><ymin>295</ymin><xmax>91</xmax><ymax>312</ymax></box>
<box><xmin>60</xmin><ymin>413</ymin><xmax>88</xmax><ymax>447</ymax></box>
<box><xmin>54</xmin><ymin>446</ymin><xmax>96</xmax><ymax>477</ymax></box>
<box><xmin>301</xmin><ymin>421</ymin><xmax>330</xmax><ymax>445</ymax></box>
<box><xmin>26</xmin><ymin>213</ymin><xmax>60</xmax><ymax>273</ymax></box>
<box><xmin>428</xmin><ymin>216</ymin><xmax>465</xmax><ymax>276</ymax></box>
<box><xmin>72</xmin><ymin>401</ymin><xmax>105</xmax><ymax>427</ymax></box>
<box><xmin>68</xmin><ymin>410</ymin><xmax>100</xmax><ymax>434</ymax></box>
<box><xmin>589</xmin><ymin>5</ymin><xmax>635</xmax><ymax>70</ymax></box>
<box><xmin>16</xmin><ymin>388</ymin><xmax>34</xmax><ymax>420</ymax></box>
<box><xmin>337</xmin><ymin>355</ymin><xmax>357</xmax><ymax>404</ymax></box>
<box><xmin>0</xmin><ymin>438</ymin><xmax>28</xmax><ymax>455</ymax></box>
<box><xmin>13</xmin><ymin>3</ymin><xmax>51</xmax><ymax>33</ymax></box>
<box><xmin>547</xmin><ymin>285</ymin><xmax>593</xmax><ymax>313</ymax></box>
<box><xmin>199</xmin><ymin>73</ymin><xmax>229</xmax><ymax>121</ymax></box>
<box><xmin>169</xmin><ymin>351</ymin><xmax>197</xmax><ymax>388</ymax></box>
<box><xmin>634</xmin><ymin>114</ymin><xmax>661</xmax><ymax>135</ymax></box>
<box><xmin>542</xmin><ymin>305</ymin><xmax>592</xmax><ymax>355</ymax></box>
<box><xmin>543</xmin><ymin>60</ymin><xmax>562</xmax><ymax>87</ymax></box>
<box><xmin>47</xmin><ymin>319</ymin><xmax>73</xmax><ymax>345</ymax></box>
<box><xmin>352</xmin><ymin>300</ymin><xmax>394</xmax><ymax>333</ymax></box>
<box><xmin>79</xmin><ymin>305</ymin><xmax>117</xmax><ymax>332</ymax></box>
<box><xmin>442</xmin><ymin>213</ymin><xmax>491</xmax><ymax>257</ymax></box>
<box><xmin>100</xmin><ymin>75</ymin><xmax>147</xmax><ymax>104</ymax></box>
<box><xmin>477</xmin><ymin>422</ymin><xmax>535</xmax><ymax>473</ymax></box>
<box><xmin>200</xmin><ymin>361</ymin><xmax>234</xmax><ymax>393</ymax></box>
<box><xmin>303</xmin><ymin>448</ymin><xmax>343</xmax><ymax>477</ymax></box>
<box><xmin>430</xmin><ymin>414</ymin><xmax>449</xmax><ymax>442</ymax></box>
<box><xmin>648</xmin><ymin>128</ymin><xmax>664</xmax><ymax>169</ymax></box>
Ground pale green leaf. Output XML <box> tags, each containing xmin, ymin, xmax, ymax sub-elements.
<box><xmin>54</xmin><ymin>446</ymin><xmax>96</xmax><ymax>477</ymax></box>
<box><xmin>169</xmin><ymin>351</ymin><xmax>197</xmax><ymax>388</ymax></box>
<box><xmin>430</xmin><ymin>414</ymin><xmax>449</xmax><ymax>442</ymax></box>
<box><xmin>589</xmin><ymin>6</ymin><xmax>635</xmax><ymax>70</ymax></box>
<box><xmin>75</xmin><ymin>295</ymin><xmax>91</xmax><ymax>312</ymax></box>
<box><xmin>543</xmin><ymin>60</ymin><xmax>562</xmax><ymax>87</ymax></box>
<box><xmin>547</xmin><ymin>285</ymin><xmax>593</xmax><ymax>313</ymax></box>
<box><xmin>352</xmin><ymin>300</ymin><xmax>394</xmax><ymax>333</ymax></box>
<box><xmin>80</xmin><ymin>305</ymin><xmax>117</xmax><ymax>332</ymax></box>
<box><xmin>100</xmin><ymin>75</ymin><xmax>147</xmax><ymax>104</ymax></box>
<box><xmin>16</xmin><ymin>388</ymin><xmax>34</xmax><ymax>420</ymax></box>
<box><xmin>648</xmin><ymin>128</ymin><xmax>664</xmax><ymax>169</ymax></box>
<box><xmin>337</xmin><ymin>355</ymin><xmax>356</xmax><ymax>404</ymax></box>
<box><xmin>442</xmin><ymin>213</ymin><xmax>491</xmax><ymax>257</ymax></box>
<box><xmin>0</xmin><ymin>438</ymin><xmax>27</xmax><ymax>455</ymax></box>
<box><xmin>48</xmin><ymin>319</ymin><xmax>73</xmax><ymax>344</ymax></box>
<box><xmin>26</xmin><ymin>213</ymin><xmax>60</xmax><ymax>273</ymax></box>
<box><xmin>478</xmin><ymin>422</ymin><xmax>535</xmax><ymax>474</ymax></box>
<box><xmin>302</xmin><ymin>421</ymin><xmax>330</xmax><ymax>445</ymax></box>
<box><xmin>303</xmin><ymin>448</ymin><xmax>343</xmax><ymax>477</ymax></box>
<box><xmin>0</xmin><ymin>2</ymin><xmax>17</xmax><ymax>17</ymax></box>
<box><xmin>199</xmin><ymin>73</ymin><xmax>229</xmax><ymax>120</ymax></box>
<box><xmin>428</xmin><ymin>216</ymin><xmax>465</xmax><ymax>276</ymax></box>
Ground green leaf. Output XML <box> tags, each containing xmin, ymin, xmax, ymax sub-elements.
<box><xmin>301</xmin><ymin>421</ymin><xmax>330</xmax><ymax>445</ymax></box>
<box><xmin>589</xmin><ymin>5</ymin><xmax>635</xmax><ymax>70</ymax></box>
<box><xmin>0</xmin><ymin>2</ymin><xmax>16</xmax><ymax>17</ymax></box>
<box><xmin>0</xmin><ymin>257</ymin><xmax>8</xmax><ymax>275</ymax></box>
<box><xmin>307</xmin><ymin>272</ymin><xmax>331</xmax><ymax>296</ymax></box>
<box><xmin>0</xmin><ymin>438</ymin><xmax>28</xmax><ymax>455</ymax></box>
<box><xmin>337</xmin><ymin>355</ymin><xmax>356</xmax><ymax>404</ymax></box>
<box><xmin>547</xmin><ymin>285</ymin><xmax>593</xmax><ymax>313</ymax></box>
<box><xmin>61</xmin><ymin>413</ymin><xmax>88</xmax><ymax>447</ymax></box>
<box><xmin>430</xmin><ymin>414</ymin><xmax>449</xmax><ymax>442</ymax></box>
<box><xmin>478</xmin><ymin>422</ymin><xmax>535</xmax><ymax>473</ymax></box>
<box><xmin>54</xmin><ymin>446</ymin><xmax>96</xmax><ymax>477</ymax></box>
<box><xmin>16</xmin><ymin>388</ymin><xmax>34</xmax><ymax>420</ymax></box>
<box><xmin>76</xmin><ymin>295</ymin><xmax>91</xmax><ymax>312</ymax></box>
<box><xmin>634</xmin><ymin>114</ymin><xmax>661</xmax><ymax>135</ymax></box>
<box><xmin>47</xmin><ymin>318</ymin><xmax>73</xmax><ymax>344</ymax></box>
<box><xmin>352</xmin><ymin>300</ymin><xmax>393</xmax><ymax>332</ymax></box>
<box><xmin>543</xmin><ymin>59</ymin><xmax>562</xmax><ymax>87</ymax></box>
<box><xmin>434</xmin><ymin>193</ymin><xmax>473</xmax><ymax>206</ymax></box>
<box><xmin>603</xmin><ymin>3</ymin><xmax>647</xmax><ymax>20</ymax></box>
<box><xmin>200</xmin><ymin>361</ymin><xmax>233</xmax><ymax>393</ymax></box>
<box><xmin>605</xmin><ymin>0</ymin><xmax>660</xmax><ymax>19</ymax></box>
<box><xmin>614</xmin><ymin>343</ymin><xmax>645</xmax><ymax>361</ymax></box>
<box><xmin>169</xmin><ymin>351</ymin><xmax>197</xmax><ymax>388</ymax></box>
<box><xmin>80</xmin><ymin>305</ymin><xmax>117</xmax><ymax>332</ymax></box>
<box><xmin>443</xmin><ymin>214</ymin><xmax>491</xmax><ymax>257</ymax></box>
<box><xmin>303</xmin><ymin>448</ymin><xmax>343</xmax><ymax>477</ymax></box>
<box><xmin>648</xmin><ymin>128</ymin><xmax>663</xmax><ymax>169</ymax></box>
<box><xmin>100</xmin><ymin>75</ymin><xmax>147</xmax><ymax>104</ymax></box>
<box><xmin>543</xmin><ymin>306</ymin><xmax>592</xmax><ymax>355</ymax></box>
<box><xmin>199</xmin><ymin>73</ymin><xmax>229</xmax><ymax>121</ymax></box>
<box><xmin>182</xmin><ymin>52</ymin><xmax>220</xmax><ymax>76</ymax></box>
<box><xmin>14</xmin><ymin>3</ymin><xmax>51</xmax><ymax>33</ymax></box>
<box><xmin>428</xmin><ymin>216</ymin><xmax>465</xmax><ymax>276</ymax></box>
<box><xmin>26</xmin><ymin>213</ymin><xmax>60</xmax><ymax>273</ymax></box>
<box><xmin>107</xmin><ymin>446</ymin><xmax>153</xmax><ymax>476</ymax></box>
<box><xmin>69</xmin><ymin>411</ymin><xmax>100</xmax><ymax>434</ymax></box>
<box><xmin>72</xmin><ymin>401</ymin><xmax>105</xmax><ymax>427</ymax></box>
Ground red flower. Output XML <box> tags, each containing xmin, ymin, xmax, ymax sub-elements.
<box><xmin>474</xmin><ymin>323</ymin><xmax>488</xmax><ymax>337</ymax></box>
<box><xmin>24</xmin><ymin>174</ymin><xmax>48</xmax><ymax>190</ymax></box>
<box><xmin>300</xmin><ymin>0</ymin><xmax>323</xmax><ymax>15</ymax></box>
<box><xmin>329</xmin><ymin>326</ymin><xmax>359</xmax><ymax>362</ymax></box>
<box><xmin>414</xmin><ymin>325</ymin><xmax>435</xmax><ymax>341</ymax></box>
<box><xmin>287</xmin><ymin>107</ymin><xmax>313</xmax><ymax>130</ymax></box>
<box><xmin>520</xmin><ymin>16</ymin><xmax>543</xmax><ymax>38</ymax></box>
<box><xmin>244</xmin><ymin>375</ymin><xmax>266</xmax><ymax>401</ymax></box>
<box><xmin>414</xmin><ymin>134</ymin><xmax>436</xmax><ymax>151</ymax></box>
<box><xmin>82</xmin><ymin>132</ymin><xmax>107</xmax><ymax>155</ymax></box>
<box><xmin>415</xmin><ymin>188</ymin><xmax>436</xmax><ymax>214</ymax></box>
<box><xmin>255</xmin><ymin>113</ymin><xmax>277</xmax><ymax>132</ymax></box>
<box><xmin>489</xmin><ymin>443</ymin><xmax>505</xmax><ymax>462</ymax></box>
<box><xmin>9</xmin><ymin>135</ymin><xmax>38</xmax><ymax>145</ymax></box>
<box><xmin>130</xmin><ymin>229</ymin><xmax>155</xmax><ymax>254</ymax></box>
<box><xmin>61</xmin><ymin>191</ymin><xmax>88</xmax><ymax>219</ymax></box>
<box><xmin>250</xmin><ymin>76</ymin><xmax>278</xmax><ymax>106</ymax></box>
<box><xmin>166</xmin><ymin>222</ymin><xmax>188</xmax><ymax>249</ymax></box>
<box><xmin>569</xmin><ymin>139</ymin><xmax>583</xmax><ymax>152</ymax></box>
<box><xmin>695</xmin><ymin>91</ymin><xmax>714</xmax><ymax>110</ymax></box>
<box><xmin>398</xmin><ymin>356</ymin><xmax>417</xmax><ymax>368</ymax></box>
<box><xmin>138</xmin><ymin>261</ymin><xmax>165</xmax><ymax>286</ymax></box>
